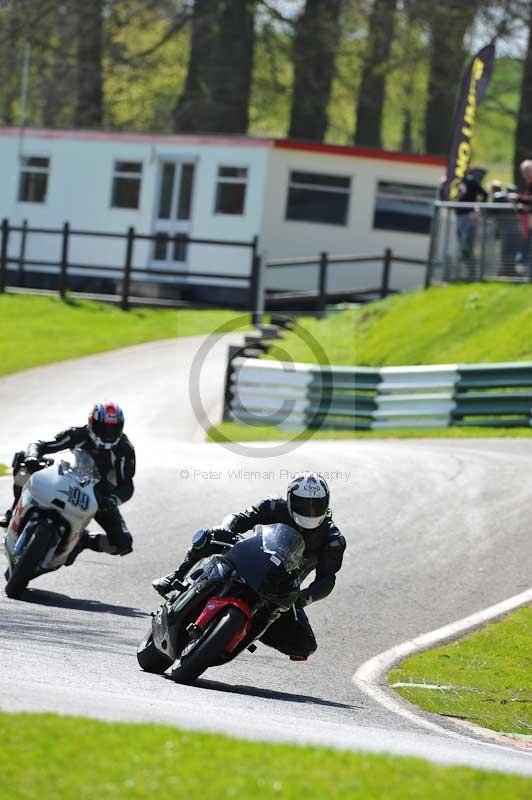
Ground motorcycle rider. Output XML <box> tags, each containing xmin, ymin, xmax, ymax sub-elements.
<box><xmin>152</xmin><ymin>473</ymin><xmax>345</xmax><ymax>661</ymax></box>
<box><xmin>0</xmin><ymin>401</ymin><xmax>135</xmax><ymax>560</ymax></box>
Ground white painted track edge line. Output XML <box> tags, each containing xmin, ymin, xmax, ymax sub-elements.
<box><xmin>353</xmin><ymin>586</ymin><xmax>532</xmax><ymax>749</ymax></box>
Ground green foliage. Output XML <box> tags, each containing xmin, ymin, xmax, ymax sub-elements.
<box><xmin>0</xmin><ymin>294</ymin><xmax>243</xmax><ymax>377</ymax></box>
<box><xmin>390</xmin><ymin>606</ymin><xmax>532</xmax><ymax>737</ymax></box>
<box><xmin>263</xmin><ymin>308</ymin><xmax>356</xmax><ymax>367</ymax></box>
<box><xmin>353</xmin><ymin>284</ymin><xmax>532</xmax><ymax>366</ymax></box>
<box><xmin>1</xmin><ymin>711</ymin><xmax>532</xmax><ymax>799</ymax></box>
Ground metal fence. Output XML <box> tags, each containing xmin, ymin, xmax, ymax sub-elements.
<box><xmin>355</xmin><ymin>362</ymin><xmax>532</xmax><ymax>430</ymax></box>
<box><xmin>426</xmin><ymin>201</ymin><xmax>532</xmax><ymax>286</ymax></box>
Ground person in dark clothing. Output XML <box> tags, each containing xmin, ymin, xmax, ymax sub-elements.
<box><xmin>455</xmin><ymin>168</ymin><xmax>488</xmax><ymax>276</ymax></box>
<box><xmin>508</xmin><ymin>160</ymin><xmax>532</xmax><ymax>273</ymax></box>
<box><xmin>0</xmin><ymin>401</ymin><xmax>135</xmax><ymax>559</ymax></box>
<box><xmin>152</xmin><ymin>473</ymin><xmax>345</xmax><ymax>661</ymax></box>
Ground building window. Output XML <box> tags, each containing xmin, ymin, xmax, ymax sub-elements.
<box><xmin>18</xmin><ymin>156</ymin><xmax>50</xmax><ymax>203</ymax></box>
<box><xmin>214</xmin><ymin>166</ymin><xmax>248</xmax><ymax>215</ymax></box>
<box><xmin>111</xmin><ymin>161</ymin><xmax>142</xmax><ymax>209</ymax></box>
<box><xmin>373</xmin><ymin>181</ymin><xmax>436</xmax><ymax>235</ymax></box>
<box><xmin>286</xmin><ymin>170</ymin><xmax>351</xmax><ymax>226</ymax></box>
<box><xmin>153</xmin><ymin>232</ymin><xmax>188</xmax><ymax>262</ymax></box>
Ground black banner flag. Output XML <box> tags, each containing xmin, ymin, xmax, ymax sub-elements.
<box><xmin>441</xmin><ymin>43</ymin><xmax>496</xmax><ymax>201</ymax></box>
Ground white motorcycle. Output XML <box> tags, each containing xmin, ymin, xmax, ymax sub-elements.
<box><xmin>3</xmin><ymin>449</ymin><xmax>99</xmax><ymax>599</ymax></box>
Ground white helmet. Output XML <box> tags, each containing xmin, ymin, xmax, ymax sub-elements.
<box><xmin>287</xmin><ymin>473</ymin><xmax>330</xmax><ymax>530</ymax></box>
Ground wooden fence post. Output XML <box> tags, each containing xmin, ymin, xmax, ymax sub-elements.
<box><xmin>317</xmin><ymin>251</ymin><xmax>329</xmax><ymax>319</ymax></box>
<box><xmin>58</xmin><ymin>221</ymin><xmax>70</xmax><ymax>299</ymax></box>
<box><xmin>121</xmin><ymin>226</ymin><xmax>135</xmax><ymax>311</ymax></box>
<box><xmin>381</xmin><ymin>248</ymin><xmax>392</xmax><ymax>298</ymax></box>
<box><xmin>0</xmin><ymin>218</ymin><xmax>9</xmax><ymax>293</ymax></box>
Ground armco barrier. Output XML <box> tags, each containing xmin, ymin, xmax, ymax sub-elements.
<box><xmin>355</xmin><ymin>362</ymin><xmax>532</xmax><ymax>430</ymax></box>
<box><xmin>228</xmin><ymin>358</ymin><xmax>356</xmax><ymax>430</ymax></box>
<box><xmin>227</xmin><ymin>359</ymin><xmax>532</xmax><ymax>431</ymax></box>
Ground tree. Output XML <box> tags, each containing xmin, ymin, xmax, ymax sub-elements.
<box><xmin>514</xmin><ymin>0</ymin><xmax>532</xmax><ymax>184</ymax></box>
<box><xmin>423</xmin><ymin>2</ymin><xmax>479</xmax><ymax>156</ymax></box>
<box><xmin>175</xmin><ymin>0</ymin><xmax>257</xmax><ymax>133</ymax></box>
<box><xmin>75</xmin><ymin>0</ymin><xmax>104</xmax><ymax>127</ymax></box>
<box><xmin>354</xmin><ymin>0</ymin><xmax>397</xmax><ymax>148</ymax></box>
<box><xmin>288</xmin><ymin>0</ymin><xmax>343</xmax><ymax>141</ymax></box>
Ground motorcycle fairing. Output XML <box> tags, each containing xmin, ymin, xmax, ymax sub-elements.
<box><xmin>194</xmin><ymin>596</ymin><xmax>252</xmax><ymax>653</ymax></box>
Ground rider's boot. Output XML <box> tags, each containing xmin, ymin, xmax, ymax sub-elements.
<box><xmin>0</xmin><ymin>509</ymin><xmax>12</xmax><ymax>528</ymax></box>
<box><xmin>65</xmin><ymin>530</ymin><xmax>103</xmax><ymax>565</ymax></box>
<box><xmin>152</xmin><ymin>564</ymin><xmax>189</xmax><ymax>597</ymax></box>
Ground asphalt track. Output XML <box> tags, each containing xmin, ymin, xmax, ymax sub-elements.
<box><xmin>2</xmin><ymin>337</ymin><xmax>532</xmax><ymax>777</ymax></box>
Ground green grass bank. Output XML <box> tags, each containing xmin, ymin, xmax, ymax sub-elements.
<box><xmin>265</xmin><ymin>284</ymin><xmax>532</xmax><ymax>370</ymax></box>
<box><xmin>0</xmin><ymin>294</ymin><xmax>244</xmax><ymax>377</ymax></box>
<box><xmin>1</xmin><ymin>712</ymin><xmax>531</xmax><ymax>800</ymax></box>
<box><xmin>353</xmin><ymin>284</ymin><xmax>532</xmax><ymax>366</ymax></box>
<box><xmin>389</xmin><ymin>606</ymin><xmax>532</xmax><ymax>739</ymax></box>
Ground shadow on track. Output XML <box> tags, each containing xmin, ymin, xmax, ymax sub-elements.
<box><xmin>184</xmin><ymin>677</ymin><xmax>362</xmax><ymax>710</ymax></box>
<box><xmin>20</xmin><ymin>588</ymin><xmax>148</xmax><ymax>618</ymax></box>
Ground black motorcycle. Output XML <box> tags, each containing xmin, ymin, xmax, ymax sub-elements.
<box><xmin>137</xmin><ymin>523</ymin><xmax>305</xmax><ymax>684</ymax></box>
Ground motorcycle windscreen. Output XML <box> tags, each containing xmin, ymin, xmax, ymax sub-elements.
<box><xmin>225</xmin><ymin>534</ymin><xmax>300</xmax><ymax>609</ymax></box>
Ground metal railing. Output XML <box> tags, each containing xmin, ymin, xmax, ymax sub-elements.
<box><xmin>426</xmin><ymin>201</ymin><xmax>532</xmax><ymax>286</ymax></box>
<box><xmin>0</xmin><ymin>218</ymin><xmax>262</xmax><ymax>315</ymax></box>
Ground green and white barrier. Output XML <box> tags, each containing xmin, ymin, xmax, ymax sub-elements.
<box><xmin>229</xmin><ymin>358</ymin><xmax>356</xmax><ymax>430</ymax></box>
<box><xmin>228</xmin><ymin>359</ymin><xmax>532</xmax><ymax>431</ymax></box>
<box><xmin>355</xmin><ymin>362</ymin><xmax>532</xmax><ymax>430</ymax></box>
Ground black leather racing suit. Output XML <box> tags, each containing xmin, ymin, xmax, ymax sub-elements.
<box><xmin>13</xmin><ymin>426</ymin><xmax>135</xmax><ymax>555</ymax></box>
<box><xmin>174</xmin><ymin>496</ymin><xmax>346</xmax><ymax>658</ymax></box>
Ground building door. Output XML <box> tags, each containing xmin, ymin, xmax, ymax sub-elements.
<box><xmin>152</xmin><ymin>160</ymin><xmax>195</xmax><ymax>268</ymax></box>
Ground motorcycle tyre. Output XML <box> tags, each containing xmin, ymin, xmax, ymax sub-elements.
<box><xmin>170</xmin><ymin>606</ymin><xmax>248</xmax><ymax>685</ymax></box>
<box><xmin>5</xmin><ymin>526</ymin><xmax>53</xmax><ymax>599</ymax></box>
<box><xmin>137</xmin><ymin>631</ymin><xmax>172</xmax><ymax>674</ymax></box>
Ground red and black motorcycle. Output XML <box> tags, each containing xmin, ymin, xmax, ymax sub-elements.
<box><xmin>137</xmin><ymin>523</ymin><xmax>304</xmax><ymax>684</ymax></box>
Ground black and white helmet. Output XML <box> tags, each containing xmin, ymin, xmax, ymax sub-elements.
<box><xmin>287</xmin><ymin>473</ymin><xmax>330</xmax><ymax>530</ymax></box>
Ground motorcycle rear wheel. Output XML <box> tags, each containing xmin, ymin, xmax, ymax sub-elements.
<box><xmin>5</xmin><ymin>526</ymin><xmax>53</xmax><ymax>599</ymax></box>
<box><xmin>170</xmin><ymin>606</ymin><xmax>248</xmax><ymax>685</ymax></box>
<box><xmin>137</xmin><ymin>631</ymin><xmax>172</xmax><ymax>674</ymax></box>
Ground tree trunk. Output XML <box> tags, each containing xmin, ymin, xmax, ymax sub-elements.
<box><xmin>42</xmin><ymin>4</ymin><xmax>77</xmax><ymax>128</ymax></box>
<box><xmin>354</xmin><ymin>0</ymin><xmax>397</xmax><ymax>148</ymax></box>
<box><xmin>424</xmin><ymin>2</ymin><xmax>477</xmax><ymax>156</ymax></box>
<box><xmin>514</xmin><ymin>1</ymin><xmax>532</xmax><ymax>186</ymax></box>
<box><xmin>75</xmin><ymin>0</ymin><xmax>104</xmax><ymax>128</ymax></box>
<box><xmin>288</xmin><ymin>0</ymin><xmax>343</xmax><ymax>142</ymax></box>
<box><xmin>175</xmin><ymin>0</ymin><xmax>256</xmax><ymax>134</ymax></box>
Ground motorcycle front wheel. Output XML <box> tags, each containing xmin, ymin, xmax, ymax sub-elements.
<box><xmin>5</xmin><ymin>525</ymin><xmax>54</xmax><ymax>599</ymax></box>
<box><xmin>170</xmin><ymin>606</ymin><xmax>248</xmax><ymax>685</ymax></box>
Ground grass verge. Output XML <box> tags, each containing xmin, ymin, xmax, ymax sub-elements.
<box><xmin>389</xmin><ymin>606</ymin><xmax>532</xmax><ymax>738</ymax></box>
<box><xmin>0</xmin><ymin>464</ymin><xmax>9</xmax><ymax>476</ymax></box>
<box><xmin>1</xmin><ymin>712</ymin><xmax>531</xmax><ymax>799</ymax></box>
<box><xmin>0</xmin><ymin>294</ymin><xmax>245</xmax><ymax>377</ymax></box>
<box><xmin>265</xmin><ymin>285</ymin><xmax>532</xmax><ymax>370</ymax></box>
<box><xmin>207</xmin><ymin>422</ymin><xmax>358</xmax><ymax>442</ymax></box>
<box><xmin>353</xmin><ymin>284</ymin><xmax>532</xmax><ymax>366</ymax></box>
<box><xmin>207</xmin><ymin>423</ymin><xmax>532</xmax><ymax>442</ymax></box>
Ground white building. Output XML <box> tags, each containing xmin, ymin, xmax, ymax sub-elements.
<box><xmin>0</xmin><ymin>127</ymin><xmax>446</xmax><ymax>300</ymax></box>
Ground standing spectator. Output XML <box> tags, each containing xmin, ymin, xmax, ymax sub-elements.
<box><xmin>455</xmin><ymin>168</ymin><xmax>487</xmax><ymax>278</ymax></box>
<box><xmin>508</xmin><ymin>160</ymin><xmax>532</xmax><ymax>274</ymax></box>
<box><xmin>489</xmin><ymin>180</ymin><xmax>522</xmax><ymax>276</ymax></box>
